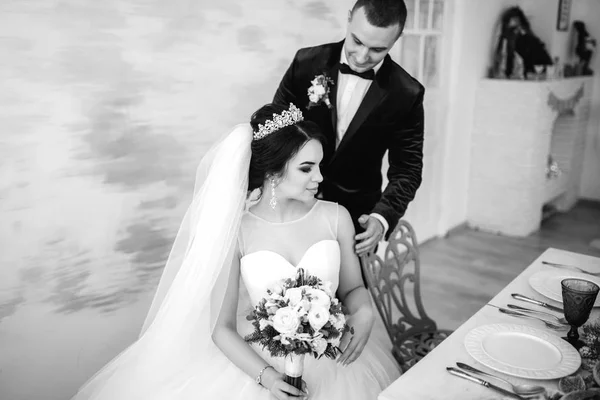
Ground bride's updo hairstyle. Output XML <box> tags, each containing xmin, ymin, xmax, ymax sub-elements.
<box><xmin>248</xmin><ymin>103</ymin><xmax>326</xmax><ymax>194</ymax></box>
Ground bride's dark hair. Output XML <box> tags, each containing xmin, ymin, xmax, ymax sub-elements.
<box><xmin>248</xmin><ymin>103</ymin><xmax>326</xmax><ymax>193</ymax></box>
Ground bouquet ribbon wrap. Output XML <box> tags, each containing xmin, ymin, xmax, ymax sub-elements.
<box><xmin>283</xmin><ymin>353</ymin><xmax>305</xmax><ymax>393</ymax></box>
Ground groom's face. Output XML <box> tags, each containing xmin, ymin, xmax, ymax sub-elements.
<box><xmin>345</xmin><ymin>7</ymin><xmax>401</xmax><ymax>73</ymax></box>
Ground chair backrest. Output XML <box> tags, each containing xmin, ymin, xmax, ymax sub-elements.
<box><xmin>360</xmin><ymin>220</ymin><xmax>438</xmax><ymax>363</ymax></box>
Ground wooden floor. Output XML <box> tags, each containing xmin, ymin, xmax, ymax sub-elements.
<box><xmin>418</xmin><ymin>200</ymin><xmax>600</xmax><ymax>331</ymax></box>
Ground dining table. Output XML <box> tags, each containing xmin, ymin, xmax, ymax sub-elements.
<box><xmin>378</xmin><ymin>247</ymin><xmax>600</xmax><ymax>400</ymax></box>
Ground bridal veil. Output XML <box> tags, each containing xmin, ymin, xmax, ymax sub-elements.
<box><xmin>72</xmin><ymin>123</ymin><xmax>253</xmax><ymax>399</ymax></box>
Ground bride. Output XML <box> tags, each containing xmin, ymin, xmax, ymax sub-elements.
<box><xmin>72</xmin><ymin>103</ymin><xmax>401</xmax><ymax>400</ymax></box>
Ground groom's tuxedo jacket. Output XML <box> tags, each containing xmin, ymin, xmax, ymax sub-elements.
<box><xmin>273</xmin><ymin>40</ymin><xmax>424</xmax><ymax>235</ymax></box>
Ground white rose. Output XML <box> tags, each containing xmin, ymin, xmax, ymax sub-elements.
<box><xmin>312</xmin><ymin>337</ymin><xmax>328</xmax><ymax>356</ymax></box>
<box><xmin>294</xmin><ymin>299</ymin><xmax>312</xmax><ymax>316</ymax></box>
<box><xmin>329</xmin><ymin>313</ymin><xmax>346</xmax><ymax>331</ymax></box>
<box><xmin>308</xmin><ymin>306</ymin><xmax>330</xmax><ymax>331</ymax></box>
<box><xmin>265</xmin><ymin>299</ymin><xmax>278</xmax><ymax>308</ymax></box>
<box><xmin>327</xmin><ymin>314</ymin><xmax>337</xmax><ymax>327</ymax></box>
<box><xmin>308</xmin><ymin>93</ymin><xmax>320</xmax><ymax>103</ymax></box>
<box><xmin>271</xmin><ymin>284</ymin><xmax>284</xmax><ymax>296</ymax></box>
<box><xmin>272</xmin><ymin>307</ymin><xmax>300</xmax><ymax>335</ymax></box>
<box><xmin>259</xmin><ymin>319</ymin><xmax>271</xmax><ymax>331</ymax></box>
<box><xmin>269</xmin><ymin>293</ymin><xmax>284</xmax><ymax>302</ymax></box>
<box><xmin>329</xmin><ymin>334</ymin><xmax>342</xmax><ymax>348</ymax></box>
<box><xmin>306</xmin><ymin>288</ymin><xmax>331</xmax><ymax>308</ymax></box>
<box><xmin>278</xmin><ymin>335</ymin><xmax>290</xmax><ymax>345</ymax></box>
<box><xmin>313</xmin><ymin>85</ymin><xmax>326</xmax><ymax>96</ymax></box>
<box><xmin>284</xmin><ymin>287</ymin><xmax>304</xmax><ymax>306</ymax></box>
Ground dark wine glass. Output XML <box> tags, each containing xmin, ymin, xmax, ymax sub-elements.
<box><xmin>561</xmin><ymin>278</ymin><xmax>599</xmax><ymax>349</ymax></box>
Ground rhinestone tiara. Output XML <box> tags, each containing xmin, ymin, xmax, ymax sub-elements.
<box><xmin>253</xmin><ymin>103</ymin><xmax>304</xmax><ymax>141</ymax></box>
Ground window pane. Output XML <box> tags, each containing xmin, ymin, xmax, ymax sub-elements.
<box><xmin>404</xmin><ymin>0</ymin><xmax>416</xmax><ymax>30</ymax></box>
<box><xmin>419</xmin><ymin>0</ymin><xmax>430</xmax><ymax>30</ymax></box>
<box><xmin>432</xmin><ymin>0</ymin><xmax>444</xmax><ymax>30</ymax></box>
<box><xmin>399</xmin><ymin>34</ymin><xmax>420</xmax><ymax>79</ymax></box>
<box><xmin>423</xmin><ymin>35</ymin><xmax>440</xmax><ymax>87</ymax></box>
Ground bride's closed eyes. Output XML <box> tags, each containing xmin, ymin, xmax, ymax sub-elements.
<box><xmin>298</xmin><ymin>158</ymin><xmax>322</xmax><ymax>174</ymax></box>
<box><xmin>299</xmin><ymin>162</ymin><xmax>317</xmax><ymax>173</ymax></box>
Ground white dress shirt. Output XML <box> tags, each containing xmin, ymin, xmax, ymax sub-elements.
<box><xmin>335</xmin><ymin>47</ymin><xmax>389</xmax><ymax>237</ymax></box>
<box><xmin>335</xmin><ymin>49</ymin><xmax>384</xmax><ymax>147</ymax></box>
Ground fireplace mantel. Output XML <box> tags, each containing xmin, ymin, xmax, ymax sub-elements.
<box><xmin>467</xmin><ymin>77</ymin><xmax>594</xmax><ymax>237</ymax></box>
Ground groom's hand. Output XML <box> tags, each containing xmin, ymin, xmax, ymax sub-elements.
<box><xmin>355</xmin><ymin>215</ymin><xmax>383</xmax><ymax>256</ymax></box>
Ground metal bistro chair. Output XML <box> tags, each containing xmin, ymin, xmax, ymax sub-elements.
<box><xmin>361</xmin><ymin>220</ymin><xmax>452</xmax><ymax>372</ymax></box>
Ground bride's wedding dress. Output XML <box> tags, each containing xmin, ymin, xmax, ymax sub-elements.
<box><xmin>220</xmin><ymin>199</ymin><xmax>401</xmax><ymax>399</ymax></box>
<box><xmin>73</xmin><ymin>201</ymin><xmax>400</xmax><ymax>400</ymax></box>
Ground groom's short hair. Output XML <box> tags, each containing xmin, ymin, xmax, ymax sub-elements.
<box><xmin>351</xmin><ymin>0</ymin><xmax>408</xmax><ymax>32</ymax></box>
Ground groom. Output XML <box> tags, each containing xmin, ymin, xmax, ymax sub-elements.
<box><xmin>273</xmin><ymin>0</ymin><xmax>424</xmax><ymax>255</ymax></box>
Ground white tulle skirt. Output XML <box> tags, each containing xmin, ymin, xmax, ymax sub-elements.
<box><xmin>72</xmin><ymin>303</ymin><xmax>400</xmax><ymax>400</ymax></box>
<box><xmin>221</xmin><ymin>307</ymin><xmax>402</xmax><ymax>400</ymax></box>
<box><xmin>182</xmin><ymin>314</ymin><xmax>400</xmax><ymax>399</ymax></box>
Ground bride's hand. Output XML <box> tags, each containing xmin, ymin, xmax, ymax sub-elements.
<box><xmin>261</xmin><ymin>368</ymin><xmax>309</xmax><ymax>400</ymax></box>
<box><xmin>337</xmin><ymin>306</ymin><xmax>374</xmax><ymax>367</ymax></box>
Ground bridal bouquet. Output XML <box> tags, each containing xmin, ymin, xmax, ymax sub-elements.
<box><xmin>245</xmin><ymin>268</ymin><xmax>351</xmax><ymax>390</ymax></box>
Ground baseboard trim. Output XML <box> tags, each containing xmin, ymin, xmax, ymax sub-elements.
<box><xmin>577</xmin><ymin>198</ymin><xmax>600</xmax><ymax>208</ymax></box>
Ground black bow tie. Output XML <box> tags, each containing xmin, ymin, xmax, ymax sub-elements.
<box><xmin>339</xmin><ymin>63</ymin><xmax>375</xmax><ymax>80</ymax></box>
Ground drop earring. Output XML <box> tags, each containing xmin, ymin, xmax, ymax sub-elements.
<box><xmin>269</xmin><ymin>178</ymin><xmax>277</xmax><ymax>210</ymax></box>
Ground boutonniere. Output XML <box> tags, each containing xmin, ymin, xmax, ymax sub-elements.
<box><xmin>307</xmin><ymin>73</ymin><xmax>334</xmax><ymax>110</ymax></box>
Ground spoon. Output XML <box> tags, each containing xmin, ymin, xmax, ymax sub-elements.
<box><xmin>506</xmin><ymin>304</ymin><xmax>569</xmax><ymax>325</ymax></box>
<box><xmin>489</xmin><ymin>305</ymin><xmax>566</xmax><ymax>330</ymax></box>
<box><xmin>456</xmin><ymin>362</ymin><xmax>546</xmax><ymax>396</ymax></box>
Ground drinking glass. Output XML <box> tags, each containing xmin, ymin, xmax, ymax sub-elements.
<box><xmin>561</xmin><ymin>278</ymin><xmax>599</xmax><ymax>349</ymax></box>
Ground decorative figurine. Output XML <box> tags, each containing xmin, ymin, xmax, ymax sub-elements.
<box><xmin>490</xmin><ymin>6</ymin><xmax>553</xmax><ymax>79</ymax></box>
<box><xmin>572</xmin><ymin>20</ymin><xmax>596</xmax><ymax>76</ymax></box>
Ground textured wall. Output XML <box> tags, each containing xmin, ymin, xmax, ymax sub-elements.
<box><xmin>0</xmin><ymin>1</ymin><xmax>352</xmax><ymax>399</ymax></box>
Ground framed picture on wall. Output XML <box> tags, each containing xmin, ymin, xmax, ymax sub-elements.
<box><xmin>557</xmin><ymin>0</ymin><xmax>572</xmax><ymax>31</ymax></box>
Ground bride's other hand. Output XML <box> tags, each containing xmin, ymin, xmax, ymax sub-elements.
<box><xmin>261</xmin><ymin>368</ymin><xmax>309</xmax><ymax>400</ymax></box>
<box><xmin>337</xmin><ymin>306</ymin><xmax>374</xmax><ymax>366</ymax></box>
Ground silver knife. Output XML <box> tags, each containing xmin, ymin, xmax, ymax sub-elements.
<box><xmin>447</xmin><ymin>367</ymin><xmax>526</xmax><ymax>400</ymax></box>
<box><xmin>542</xmin><ymin>261</ymin><xmax>600</xmax><ymax>277</ymax></box>
<box><xmin>511</xmin><ymin>293</ymin><xmax>564</xmax><ymax>313</ymax></box>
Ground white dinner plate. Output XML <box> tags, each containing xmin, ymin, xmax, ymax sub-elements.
<box><xmin>529</xmin><ymin>270</ymin><xmax>600</xmax><ymax>307</ymax></box>
<box><xmin>464</xmin><ymin>323</ymin><xmax>581</xmax><ymax>380</ymax></box>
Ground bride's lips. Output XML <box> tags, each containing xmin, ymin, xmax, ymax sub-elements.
<box><xmin>307</xmin><ymin>187</ymin><xmax>318</xmax><ymax>194</ymax></box>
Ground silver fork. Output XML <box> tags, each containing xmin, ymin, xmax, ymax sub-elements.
<box><xmin>488</xmin><ymin>305</ymin><xmax>567</xmax><ymax>330</ymax></box>
<box><xmin>506</xmin><ymin>304</ymin><xmax>569</xmax><ymax>325</ymax></box>
<box><xmin>542</xmin><ymin>261</ymin><xmax>600</xmax><ymax>277</ymax></box>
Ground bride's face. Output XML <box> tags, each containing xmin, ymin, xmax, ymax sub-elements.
<box><xmin>275</xmin><ymin>139</ymin><xmax>323</xmax><ymax>201</ymax></box>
